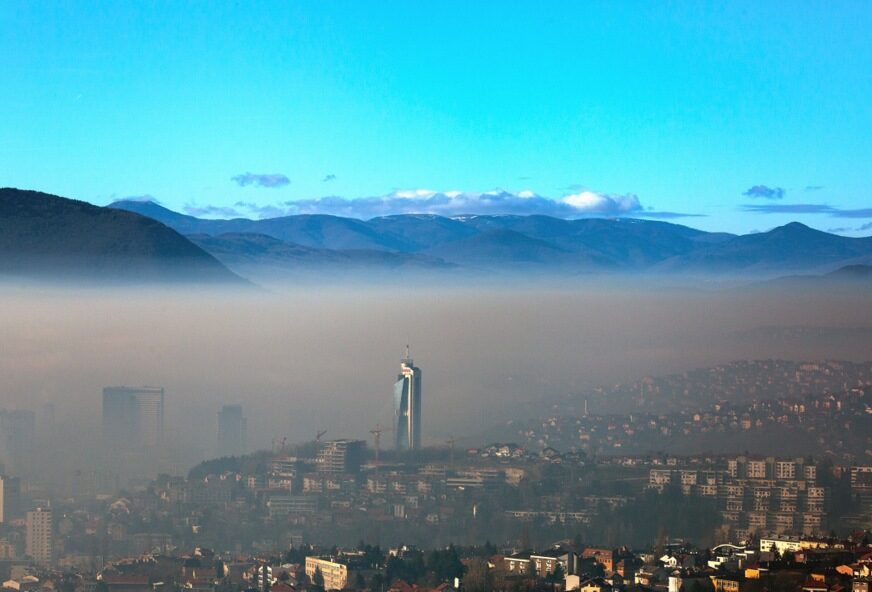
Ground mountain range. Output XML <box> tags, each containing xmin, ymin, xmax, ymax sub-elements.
<box><xmin>0</xmin><ymin>188</ymin><xmax>243</xmax><ymax>284</ymax></box>
<box><xmin>111</xmin><ymin>198</ymin><xmax>872</xmax><ymax>279</ymax></box>
<box><xmin>0</xmin><ymin>188</ymin><xmax>869</xmax><ymax>284</ymax></box>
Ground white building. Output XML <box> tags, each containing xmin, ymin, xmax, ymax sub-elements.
<box><xmin>26</xmin><ymin>507</ymin><xmax>52</xmax><ymax>566</ymax></box>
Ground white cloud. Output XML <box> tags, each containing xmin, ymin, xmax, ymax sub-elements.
<box><xmin>231</xmin><ymin>172</ymin><xmax>291</xmax><ymax>188</ymax></box>
<box><xmin>269</xmin><ymin>188</ymin><xmax>646</xmax><ymax>218</ymax></box>
<box><xmin>181</xmin><ymin>187</ymin><xmax>701</xmax><ymax>220</ymax></box>
<box><xmin>562</xmin><ymin>191</ymin><xmax>641</xmax><ymax>213</ymax></box>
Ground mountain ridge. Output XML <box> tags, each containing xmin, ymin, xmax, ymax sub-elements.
<box><xmin>106</xmin><ymin>198</ymin><xmax>872</xmax><ymax>278</ymax></box>
<box><xmin>0</xmin><ymin>189</ymin><xmax>245</xmax><ymax>284</ymax></box>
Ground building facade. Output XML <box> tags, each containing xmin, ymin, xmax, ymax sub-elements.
<box><xmin>26</xmin><ymin>507</ymin><xmax>52</xmax><ymax>566</ymax></box>
<box><xmin>305</xmin><ymin>556</ymin><xmax>353</xmax><ymax>590</ymax></box>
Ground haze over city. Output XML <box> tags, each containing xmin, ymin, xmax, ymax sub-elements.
<box><xmin>0</xmin><ymin>3</ymin><xmax>871</xmax><ymax>592</ymax></box>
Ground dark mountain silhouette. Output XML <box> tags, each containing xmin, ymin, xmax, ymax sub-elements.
<box><xmin>109</xmin><ymin>199</ymin><xmax>872</xmax><ymax>277</ymax></box>
<box><xmin>0</xmin><ymin>189</ymin><xmax>244</xmax><ymax>284</ymax></box>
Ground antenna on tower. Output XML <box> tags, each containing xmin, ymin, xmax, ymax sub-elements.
<box><xmin>405</xmin><ymin>344</ymin><xmax>410</xmax><ymax>359</ymax></box>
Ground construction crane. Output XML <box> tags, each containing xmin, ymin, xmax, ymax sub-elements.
<box><xmin>446</xmin><ymin>435</ymin><xmax>470</xmax><ymax>468</ymax></box>
<box><xmin>271</xmin><ymin>437</ymin><xmax>289</xmax><ymax>455</ymax></box>
<box><xmin>369</xmin><ymin>423</ymin><xmax>394</xmax><ymax>472</ymax></box>
<box><xmin>315</xmin><ymin>429</ymin><xmax>327</xmax><ymax>442</ymax></box>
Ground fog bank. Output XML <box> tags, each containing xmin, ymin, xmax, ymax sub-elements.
<box><xmin>0</xmin><ymin>281</ymin><xmax>869</xmax><ymax>487</ymax></box>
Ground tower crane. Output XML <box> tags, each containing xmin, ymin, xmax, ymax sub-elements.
<box><xmin>369</xmin><ymin>423</ymin><xmax>394</xmax><ymax>472</ymax></box>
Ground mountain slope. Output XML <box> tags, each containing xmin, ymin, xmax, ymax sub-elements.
<box><xmin>750</xmin><ymin>263</ymin><xmax>872</xmax><ymax>291</ymax></box>
<box><xmin>0</xmin><ymin>189</ymin><xmax>244</xmax><ymax>284</ymax></box>
<box><xmin>111</xmin><ymin>200</ymin><xmax>407</xmax><ymax>251</ymax></box>
<box><xmin>109</xmin><ymin>200</ymin><xmax>872</xmax><ymax>277</ymax></box>
<box><xmin>189</xmin><ymin>232</ymin><xmax>454</xmax><ymax>272</ymax></box>
<box><xmin>827</xmin><ymin>264</ymin><xmax>872</xmax><ymax>280</ymax></box>
<box><xmin>657</xmin><ymin>222</ymin><xmax>872</xmax><ymax>273</ymax></box>
<box><xmin>424</xmin><ymin>229</ymin><xmax>615</xmax><ymax>270</ymax></box>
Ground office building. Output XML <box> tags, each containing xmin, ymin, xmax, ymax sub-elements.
<box><xmin>394</xmin><ymin>347</ymin><xmax>422</xmax><ymax>451</ymax></box>
<box><xmin>316</xmin><ymin>439</ymin><xmax>366</xmax><ymax>474</ymax></box>
<box><xmin>217</xmin><ymin>404</ymin><xmax>247</xmax><ymax>457</ymax></box>
<box><xmin>0</xmin><ymin>410</ymin><xmax>36</xmax><ymax>477</ymax></box>
<box><xmin>0</xmin><ymin>475</ymin><xmax>20</xmax><ymax>523</ymax></box>
<box><xmin>26</xmin><ymin>507</ymin><xmax>52</xmax><ymax>566</ymax></box>
<box><xmin>102</xmin><ymin>386</ymin><xmax>165</xmax><ymax>450</ymax></box>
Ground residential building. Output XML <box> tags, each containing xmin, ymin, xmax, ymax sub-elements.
<box><xmin>531</xmin><ymin>546</ymin><xmax>577</xmax><ymax>575</ymax></box>
<box><xmin>503</xmin><ymin>552</ymin><xmax>531</xmax><ymax>574</ymax></box>
<box><xmin>26</xmin><ymin>507</ymin><xmax>52</xmax><ymax>566</ymax></box>
<box><xmin>305</xmin><ymin>556</ymin><xmax>359</xmax><ymax>590</ymax></box>
<box><xmin>316</xmin><ymin>439</ymin><xmax>366</xmax><ymax>474</ymax></box>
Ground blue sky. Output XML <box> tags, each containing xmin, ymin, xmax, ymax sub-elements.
<box><xmin>1</xmin><ymin>1</ymin><xmax>870</xmax><ymax>234</ymax></box>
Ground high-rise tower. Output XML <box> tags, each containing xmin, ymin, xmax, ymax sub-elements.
<box><xmin>0</xmin><ymin>475</ymin><xmax>21</xmax><ymax>523</ymax></box>
<box><xmin>26</xmin><ymin>507</ymin><xmax>52</xmax><ymax>566</ymax></box>
<box><xmin>102</xmin><ymin>386</ymin><xmax>165</xmax><ymax>450</ymax></box>
<box><xmin>0</xmin><ymin>410</ymin><xmax>35</xmax><ymax>478</ymax></box>
<box><xmin>217</xmin><ymin>404</ymin><xmax>247</xmax><ymax>458</ymax></box>
<box><xmin>393</xmin><ymin>346</ymin><xmax>422</xmax><ymax>451</ymax></box>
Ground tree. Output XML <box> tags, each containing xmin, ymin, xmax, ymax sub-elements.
<box><xmin>370</xmin><ymin>573</ymin><xmax>385</xmax><ymax>592</ymax></box>
<box><xmin>550</xmin><ymin>563</ymin><xmax>565</xmax><ymax>584</ymax></box>
<box><xmin>464</xmin><ymin>558</ymin><xmax>493</xmax><ymax>592</ymax></box>
<box><xmin>312</xmin><ymin>567</ymin><xmax>325</xmax><ymax>590</ymax></box>
<box><xmin>427</xmin><ymin>545</ymin><xmax>465</xmax><ymax>583</ymax></box>
<box><xmin>527</xmin><ymin>560</ymin><xmax>538</xmax><ymax>580</ymax></box>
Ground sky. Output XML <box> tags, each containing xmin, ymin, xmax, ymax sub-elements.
<box><xmin>1</xmin><ymin>1</ymin><xmax>871</xmax><ymax>234</ymax></box>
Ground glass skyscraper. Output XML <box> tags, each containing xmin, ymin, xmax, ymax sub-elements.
<box><xmin>393</xmin><ymin>347</ymin><xmax>421</xmax><ymax>451</ymax></box>
<box><xmin>102</xmin><ymin>386</ymin><xmax>165</xmax><ymax>450</ymax></box>
<box><xmin>217</xmin><ymin>404</ymin><xmax>247</xmax><ymax>458</ymax></box>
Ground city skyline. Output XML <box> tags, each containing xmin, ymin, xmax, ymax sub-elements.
<box><xmin>0</xmin><ymin>2</ymin><xmax>870</xmax><ymax>583</ymax></box>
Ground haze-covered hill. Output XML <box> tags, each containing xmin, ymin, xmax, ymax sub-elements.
<box><xmin>656</xmin><ymin>222</ymin><xmax>872</xmax><ymax>273</ymax></box>
<box><xmin>0</xmin><ymin>189</ymin><xmax>244</xmax><ymax>284</ymax></box>
<box><xmin>188</xmin><ymin>232</ymin><xmax>455</xmax><ymax>280</ymax></box>
<box><xmin>748</xmin><ymin>263</ymin><xmax>872</xmax><ymax>292</ymax></box>
<box><xmin>110</xmin><ymin>199</ymin><xmax>872</xmax><ymax>277</ymax></box>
